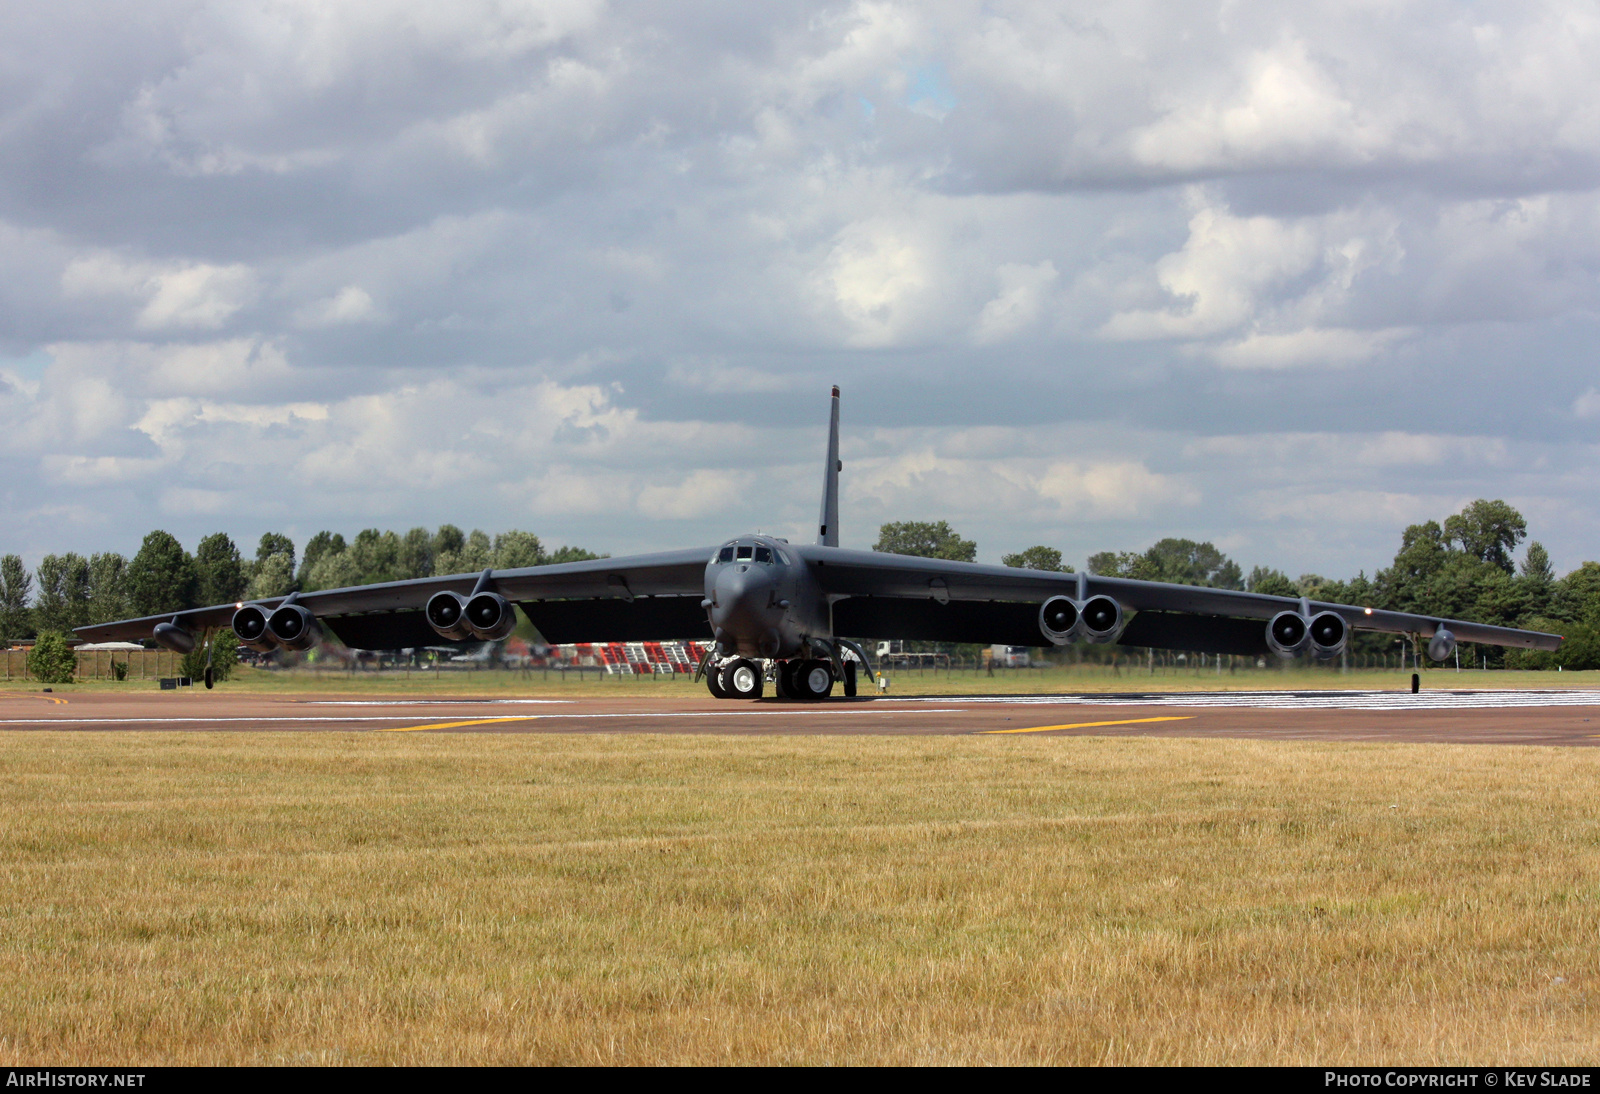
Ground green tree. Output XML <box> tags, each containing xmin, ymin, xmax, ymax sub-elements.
<box><xmin>1519</xmin><ymin>541</ymin><xmax>1555</xmax><ymax>618</ymax></box>
<box><xmin>545</xmin><ymin>545</ymin><xmax>603</xmax><ymax>565</ymax></box>
<box><xmin>297</xmin><ymin>532</ymin><xmax>345</xmax><ymax>588</ymax></box>
<box><xmin>127</xmin><ymin>531</ymin><xmax>197</xmax><ymax>617</ymax></box>
<box><xmin>307</xmin><ymin>549</ymin><xmax>362</xmax><ymax>592</ymax></box>
<box><xmin>439</xmin><ymin>529</ymin><xmax>493</xmax><ymax>574</ymax></box>
<box><xmin>1001</xmin><ymin>545</ymin><xmax>1072</xmax><ymax>571</ymax></box>
<box><xmin>86</xmin><ymin>553</ymin><xmax>128</xmax><ymax>624</ymax></box>
<box><xmin>493</xmin><ymin>530</ymin><xmax>545</xmax><ymax>569</ymax></box>
<box><xmin>1552</xmin><ymin>561</ymin><xmax>1600</xmax><ymax>625</ymax></box>
<box><xmin>0</xmin><ymin>555</ymin><xmax>32</xmax><ymax>642</ymax></box>
<box><xmin>1443</xmin><ymin>499</ymin><xmax>1527</xmax><ymax>573</ymax></box>
<box><xmin>1374</xmin><ymin>520</ymin><xmax>1448</xmax><ymax>615</ymax></box>
<box><xmin>874</xmin><ymin>521</ymin><xmax>977</xmax><ymax>562</ymax></box>
<box><xmin>1086</xmin><ymin>550</ymin><xmax>1151</xmax><ymax>579</ymax></box>
<box><xmin>433</xmin><ymin>525</ymin><xmax>465</xmax><ymax>561</ymax></box>
<box><xmin>246</xmin><ymin>553</ymin><xmax>296</xmax><ymax>599</ymax></box>
<box><xmin>34</xmin><ymin>553</ymin><xmax>90</xmax><ymax>633</ymax></box>
<box><xmin>1246</xmin><ymin>565</ymin><xmax>1299</xmax><ymax>598</ymax></box>
<box><xmin>195</xmin><ymin>533</ymin><xmax>248</xmax><ymax>607</ymax></box>
<box><xmin>255</xmin><ymin>532</ymin><xmax>295</xmax><ymax>572</ymax></box>
<box><xmin>27</xmin><ymin>632</ymin><xmax>75</xmax><ymax>684</ymax></box>
<box><xmin>399</xmin><ymin>527</ymin><xmax>434</xmax><ymax>579</ymax></box>
<box><xmin>347</xmin><ymin>529</ymin><xmax>401</xmax><ymax>584</ymax></box>
<box><xmin>1089</xmin><ymin>539</ymin><xmax>1240</xmax><ymax>588</ymax></box>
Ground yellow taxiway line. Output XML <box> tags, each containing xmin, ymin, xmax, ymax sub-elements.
<box><xmin>384</xmin><ymin>716</ymin><xmax>540</xmax><ymax>733</ymax></box>
<box><xmin>983</xmin><ymin>715</ymin><xmax>1194</xmax><ymax>735</ymax></box>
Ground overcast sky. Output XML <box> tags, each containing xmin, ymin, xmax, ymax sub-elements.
<box><xmin>3</xmin><ymin>0</ymin><xmax>1598</xmax><ymax>578</ymax></box>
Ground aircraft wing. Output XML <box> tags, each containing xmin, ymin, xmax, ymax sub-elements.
<box><xmin>72</xmin><ymin>548</ymin><xmax>715</xmax><ymax>650</ymax></box>
<box><xmin>800</xmin><ymin>547</ymin><xmax>1564</xmax><ymax>656</ymax></box>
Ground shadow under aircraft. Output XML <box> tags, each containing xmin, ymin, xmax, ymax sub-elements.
<box><xmin>77</xmin><ymin>388</ymin><xmax>1564</xmax><ymax>699</ymax></box>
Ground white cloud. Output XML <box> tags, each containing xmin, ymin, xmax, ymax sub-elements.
<box><xmin>61</xmin><ymin>255</ymin><xmax>257</xmax><ymax>330</ymax></box>
<box><xmin>974</xmin><ymin>261</ymin><xmax>1059</xmax><ymax>343</ymax></box>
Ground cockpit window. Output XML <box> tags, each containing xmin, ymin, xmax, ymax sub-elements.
<box><xmin>718</xmin><ymin>546</ymin><xmax>734</xmax><ymax>563</ymax></box>
<box><xmin>754</xmin><ymin>546</ymin><xmax>773</xmax><ymax>563</ymax></box>
<box><xmin>735</xmin><ymin>545</ymin><xmax>754</xmax><ymax>560</ymax></box>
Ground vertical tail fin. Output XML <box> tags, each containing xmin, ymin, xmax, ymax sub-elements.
<box><xmin>817</xmin><ymin>386</ymin><xmax>840</xmax><ymax>547</ymax></box>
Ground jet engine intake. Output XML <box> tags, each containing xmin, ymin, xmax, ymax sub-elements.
<box><xmin>266</xmin><ymin>603</ymin><xmax>320</xmax><ymax>651</ymax></box>
<box><xmin>464</xmin><ymin>591</ymin><xmax>517</xmax><ymax>641</ymax></box>
<box><xmin>1428</xmin><ymin>628</ymin><xmax>1456</xmax><ymax>663</ymax></box>
<box><xmin>152</xmin><ymin>621</ymin><xmax>195</xmax><ymax>654</ymax></box>
<box><xmin>1308</xmin><ymin>611</ymin><xmax>1349</xmax><ymax>660</ymax></box>
<box><xmin>231</xmin><ymin>604</ymin><xmax>276</xmax><ymax>653</ymax></box>
<box><xmin>425</xmin><ymin>591</ymin><xmax>472</xmax><ymax>641</ymax></box>
<box><xmin>1038</xmin><ymin>596</ymin><xmax>1080</xmax><ymax>645</ymax></box>
<box><xmin>1079</xmin><ymin>595</ymin><xmax>1123</xmax><ymax>643</ymax></box>
<box><xmin>1266</xmin><ymin>611</ymin><xmax>1310</xmax><ymax>658</ymax></box>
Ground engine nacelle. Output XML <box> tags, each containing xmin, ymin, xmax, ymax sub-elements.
<box><xmin>1427</xmin><ymin>628</ymin><xmax>1456</xmax><ymax>662</ymax></box>
<box><xmin>231</xmin><ymin>604</ymin><xmax>276</xmax><ymax>653</ymax></box>
<box><xmin>425</xmin><ymin>591</ymin><xmax>473</xmax><ymax>641</ymax></box>
<box><xmin>1038</xmin><ymin>596</ymin><xmax>1080</xmax><ymax>646</ymax></box>
<box><xmin>1266</xmin><ymin>611</ymin><xmax>1310</xmax><ymax>658</ymax></box>
<box><xmin>152</xmin><ymin>621</ymin><xmax>195</xmax><ymax>654</ymax></box>
<box><xmin>464</xmin><ymin>591</ymin><xmax>517</xmax><ymax>641</ymax></box>
<box><xmin>1079</xmin><ymin>595</ymin><xmax>1123</xmax><ymax>644</ymax></box>
<box><xmin>267</xmin><ymin>603</ymin><xmax>320</xmax><ymax>651</ymax></box>
<box><xmin>1307</xmin><ymin>611</ymin><xmax>1349</xmax><ymax>660</ymax></box>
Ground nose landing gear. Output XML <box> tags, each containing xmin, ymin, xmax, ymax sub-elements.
<box><xmin>700</xmin><ymin>643</ymin><xmax>874</xmax><ymax>701</ymax></box>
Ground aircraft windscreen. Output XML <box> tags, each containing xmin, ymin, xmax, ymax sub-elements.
<box><xmin>718</xmin><ymin>546</ymin><xmax>734</xmax><ymax>562</ymax></box>
<box><xmin>735</xmin><ymin>545</ymin><xmax>754</xmax><ymax>560</ymax></box>
<box><xmin>754</xmin><ymin>546</ymin><xmax>772</xmax><ymax>563</ymax></box>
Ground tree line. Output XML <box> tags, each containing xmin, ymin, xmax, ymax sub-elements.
<box><xmin>0</xmin><ymin>526</ymin><xmax>601</xmax><ymax>642</ymax></box>
<box><xmin>874</xmin><ymin>499</ymin><xmax>1600</xmax><ymax>668</ymax></box>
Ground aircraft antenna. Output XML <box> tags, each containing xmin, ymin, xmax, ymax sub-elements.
<box><xmin>817</xmin><ymin>386</ymin><xmax>841</xmax><ymax>547</ymax></box>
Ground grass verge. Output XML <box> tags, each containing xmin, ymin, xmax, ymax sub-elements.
<box><xmin>1</xmin><ymin>731</ymin><xmax>1595</xmax><ymax>1064</ymax></box>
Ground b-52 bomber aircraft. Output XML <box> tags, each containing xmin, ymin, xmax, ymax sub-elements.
<box><xmin>76</xmin><ymin>388</ymin><xmax>1564</xmax><ymax>698</ymax></box>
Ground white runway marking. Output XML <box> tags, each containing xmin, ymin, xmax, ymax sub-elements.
<box><xmin>891</xmin><ymin>690</ymin><xmax>1600</xmax><ymax>711</ymax></box>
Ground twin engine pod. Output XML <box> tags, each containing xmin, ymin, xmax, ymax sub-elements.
<box><xmin>1266</xmin><ymin>610</ymin><xmax>1349</xmax><ymax>660</ymax></box>
<box><xmin>231</xmin><ymin>602</ymin><xmax>321</xmax><ymax>652</ymax></box>
<box><xmin>425</xmin><ymin>590</ymin><xmax>517</xmax><ymax>642</ymax></box>
<box><xmin>1038</xmin><ymin>595</ymin><xmax>1124</xmax><ymax>646</ymax></box>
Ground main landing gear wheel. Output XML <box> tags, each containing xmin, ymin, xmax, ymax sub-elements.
<box><xmin>706</xmin><ymin>662</ymin><xmax>731</xmax><ymax>699</ymax></box>
<box><xmin>776</xmin><ymin>660</ymin><xmax>803</xmax><ymax>700</ymax></box>
<box><xmin>794</xmin><ymin>659</ymin><xmax>834</xmax><ymax>701</ymax></box>
<box><xmin>721</xmin><ymin>658</ymin><xmax>764</xmax><ymax>700</ymax></box>
<box><xmin>842</xmin><ymin>660</ymin><xmax>857</xmax><ymax>698</ymax></box>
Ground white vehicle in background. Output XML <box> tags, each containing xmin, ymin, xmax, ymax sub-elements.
<box><xmin>989</xmin><ymin>645</ymin><xmax>1031</xmax><ymax>668</ymax></box>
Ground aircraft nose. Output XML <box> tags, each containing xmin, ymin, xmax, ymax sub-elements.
<box><xmin>710</xmin><ymin>563</ymin><xmax>777</xmax><ymax>638</ymax></box>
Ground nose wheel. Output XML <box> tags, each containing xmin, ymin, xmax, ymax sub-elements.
<box><xmin>720</xmin><ymin>658</ymin><xmax>764</xmax><ymax>700</ymax></box>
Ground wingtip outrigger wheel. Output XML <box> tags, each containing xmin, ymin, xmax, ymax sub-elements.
<box><xmin>204</xmin><ymin>630</ymin><xmax>215</xmax><ymax>690</ymax></box>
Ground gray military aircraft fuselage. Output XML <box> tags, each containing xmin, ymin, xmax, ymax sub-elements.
<box><xmin>76</xmin><ymin>386</ymin><xmax>1565</xmax><ymax>700</ymax></box>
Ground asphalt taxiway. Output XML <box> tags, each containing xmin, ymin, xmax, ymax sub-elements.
<box><xmin>4</xmin><ymin>688</ymin><xmax>1600</xmax><ymax>745</ymax></box>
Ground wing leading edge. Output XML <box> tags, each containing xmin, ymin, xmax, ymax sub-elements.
<box><xmin>72</xmin><ymin>547</ymin><xmax>716</xmax><ymax>650</ymax></box>
<box><xmin>802</xmin><ymin>547</ymin><xmax>1563</xmax><ymax>654</ymax></box>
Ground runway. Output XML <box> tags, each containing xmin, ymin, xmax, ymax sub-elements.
<box><xmin>4</xmin><ymin>687</ymin><xmax>1600</xmax><ymax>745</ymax></box>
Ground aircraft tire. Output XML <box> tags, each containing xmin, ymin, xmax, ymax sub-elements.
<box><xmin>795</xmin><ymin>659</ymin><xmax>833</xmax><ymax>701</ymax></box>
<box><xmin>776</xmin><ymin>660</ymin><xmax>802</xmax><ymax>701</ymax></box>
<box><xmin>722</xmin><ymin>658</ymin><xmax>764</xmax><ymax>700</ymax></box>
<box><xmin>706</xmin><ymin>662</ymin><xmax>731</xmax><ymax>699</ymax></box>
<box><xmin>842</xmin><ymin>660</ymin><xmax>857</xmax><ymax>698</ymax></box>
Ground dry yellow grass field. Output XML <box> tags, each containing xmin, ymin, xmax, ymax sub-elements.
<box><xmin>0</xmin><ymin>731</ymin><xmax>1596</xmax><ymax>1065</ymax></box>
